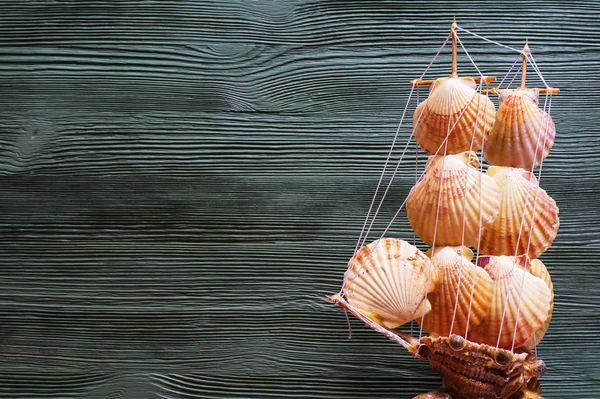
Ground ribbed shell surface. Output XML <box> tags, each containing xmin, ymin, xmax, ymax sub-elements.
<box><xmin>413</xmin><ymin>77</ymin><xmax>496</xmax><ymax>155</ymax></box>
<box><xmin>343</xmin><ymin>238</ymin><xmax>435</xmax><ymax>329</ymax></box>
<box><xmin>478</xmin><ymin>166</ymin><xmax>559</xmax><ymax>258</ymax></box>
<box><xmin>468</xmin><ymin>256</ymin><xmax>552</xmax><ymax>349</ymax></box>
<box><xmin>524</xmin><ymin>258</ymin><xmax>554</xmax><ymax>348</ymax></box>
<box><xmin>484</xmin><ymin>89</ymin><xmax>556</xmax><ymax>169</ymax></box>
<box><xmin>421</xmin><ymin>246</ymin><xmax>494</xmax><ymax>337</ymax></box>
<box><xmin>406</xmin><ymin>152</ymin><xmax>501</xmax><ymax>247</ymax></box>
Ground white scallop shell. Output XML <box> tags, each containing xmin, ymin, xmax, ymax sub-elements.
<box><xmin>478</xmin><ymin>166</ymin><xmax>559</xmax><ymax>258</ymax></box>
<box><xmin>524</xmin><ymin>258</ymin><xmax>554</xmax><ymax>348</ymax></box>
<box><xmin>343</xmin><ymin>238</ymin><xmax>436</xmax><ymax>329</ymax></box>
<box><xmin>406</xmin><ymin>152</ymin><xmax>501</xmax><ymax>247</ymax></box>
<box><xmin>468</xmin><ymin>255</ymin><xmax>552</xmax><ymax>349</ymax></box>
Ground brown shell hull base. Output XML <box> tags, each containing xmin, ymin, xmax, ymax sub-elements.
<box><xmin>413</xmin><ymin>336</ymin><xmax>545</xmax><ymax>399</ymax></box>
<box><xmin>328</xmin><ymin>295</ymin><xmax>546</xmax><ymax>399</ymax></box>
<box><xmin>413</xmin><ymin>388</ymin><xmax>544</xmax><ymax>399</ymax></box>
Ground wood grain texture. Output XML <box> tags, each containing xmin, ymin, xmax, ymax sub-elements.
<box><xmin>1</xmin><ymin>1</ymin><xmax>599</xmax><ymax>398</ymax></box>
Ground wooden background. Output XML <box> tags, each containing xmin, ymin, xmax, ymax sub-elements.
<box><xmin>1</xmin><ymin>1</ymin><xmax>599</xmax><ymax>398</ymax></box>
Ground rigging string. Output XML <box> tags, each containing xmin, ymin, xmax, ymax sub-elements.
<box><xmin>338</xmin><ymin>35</ymin><xmax>453</xmax><ymax>338</ymax></box>
<box><xmin>450</xmin><ymin>33</ymin><xmax>488</xmax><ymax>337</ymax></box>
<box><xmin>510</xmin><ymin>92</ymin><xmax>553</xmax><ymax>352</ymax></box>
<box><xmin>339</xmin><ymin>25</ymin><xmax>557</xmax><ymax>349</ymax></box>
<box><xmin>451</xmin><ymin>97</ymin><xmax>485</xmax><ymax>338</ymax></box>
<box><xmin>354</xmin><ymin>77</ymin><xmax>485</xmax><ymax>311</ymax></box>
<box><xmin>528</xmin><ymin>54</ymin><xmax>551</xmax><ymax>88</ymax></box>
<box><xmin>410</xmin><ymin>30</ymin><xmax>554</xmax><ymax>349</ymax></box>
<box><xmin>455</xmin><ymin>34</ymin><xmax>484</xmax><ymax>77</ymax></box>
<box><xmin>418</xmin><ymin>85</ymin><xmax>455</xmax><ymax>341</ymax></box>
<box><xmin>378</xmin><ymin>78</ymin><xmax>491</xmax><ymax>339</ymax></box>
<box><xmin>410</xmin><ymin>87</ymin><xmax>421</xmax><ymax>340</ymax></box>
<box><xmin>346</xmin><ymin>87</ymin><xmax>449</xmax><ymax>308</ymax></box>
<box><xmin>497</xmin><ymin>56</ymin><xmax>522</xmax><ymax>89</ymax></box>
<box><xmin>372</xmin><ymin>94</ymin><xmax>482</xmax><ymax>340</ymax></box>
<box><xmin>496</xmin><ymin>56</ymin><xmax>553</xmax><ymax>350</ymax></box>
<box><xmin>456</xmin><ymin>24</ymin><xmax>552</xmax><ymax>89</ymax></box>
<box><xmin>375</xmin><ymin>25</ymin><xmax>534</xmax><ymax>243</ymax></box>
<box><xmin>378</xmin><ymin>77</ymin><xmax>487</xmax><ymax>241</ymax></box>
<box><xmin>506</xmin><ymin>65</ymin><xmax>522</xmax><ymax>89</ymax></box>
<box><xmin>467</xmin><ymin>103</ymin><xmax>489</xmax><ymax>342</ymax></box>
<box><xmin>353</xmin><ymin>33</ymin><xmax>452</xmax><ymax>257</ymax></box>
<box><xmin>415</xmin><ymin>27</ymin><xmax>488</xmax><ymax>338</ymax></box>
<box><xmin>414</xmin><ymin>86</ymin><xmax>421</xmax><ymax>248</ymax></box>
<box><xmin>455</xmin><ymin>25</ymin><xmax>522</xmax><ymax>53</ymax></box>
<box><xmin>450</xmin><ymin>28</ymin><xmax>556</xmax><ymax>350</ymax></box>
<box><xmin>340</xmin><ymin>33</ymin><xmax>452</xmax><ymax>322</ymax></box>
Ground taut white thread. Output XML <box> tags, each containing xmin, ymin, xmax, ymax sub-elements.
<box><xmin>456</xmin><ymin>25</ymin><xmax>522</xmax><ymax>53</ymax></box>
<box><xmin>354</xmin><ymin>33</ymin><xmax>452</xmax><ymax>255</ymax></box>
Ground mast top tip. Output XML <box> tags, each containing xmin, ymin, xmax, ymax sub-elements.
<box><xmin>522</xmin><ymin>39</ymin><xmax>530</xmax><ymax>55</ymax></box>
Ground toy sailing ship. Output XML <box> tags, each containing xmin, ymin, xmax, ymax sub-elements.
<box><xmin>328</xmin><ymin>21</ymin><xmax>560</xmax><ymax>399</ymax></box>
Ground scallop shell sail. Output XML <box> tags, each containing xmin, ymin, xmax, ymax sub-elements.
<box><xmin>484</xmin><ymin>88</ymin><xmax>555</xmax><ymax>169</ymax></box>
<box><xmin>524</xmin><ymin>258</ymin><xmax>554</xmax><ymax>348</ymax></box>
<box><xmin>413</xmin><ymin>77</ymin><xmax>496</xmax><ymax>155</ymax></box>
<box><xmin>468</xmin><ymin>256</ymin><xmax>552</xmax><ymax>349</ymax></box>
<box><xmin>478</xmin><ymin>166</ymin><xmax>559</xmax><ymax>258</ymax></box>
<box><xmin>342</xmin><ymin>238</ymin><xmax>436</xmax><ymax>329</ymax></box>
<box><xmin>420</xmin><ymin>246</ymin><xmax>494</xmax><ymax>337</ymax></box>
<box><xmin>406</xmin><ymin>152</ymin><xmax>501</xmax><ymax>247</ymax></box>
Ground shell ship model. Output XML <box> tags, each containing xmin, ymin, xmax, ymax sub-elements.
<box><xmin>328</xmin><ymin>22</ymin><xmax>560</xmax><ymax>399</ymax></box>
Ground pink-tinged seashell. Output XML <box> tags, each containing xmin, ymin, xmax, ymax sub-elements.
<box><xmin>420</xmin><ymin>246</ymin><xmax>494</xmax><ymax>337</ymax></box>
<box><xmin>478</xmin><ymin>166</ymin><xmax>559</xmax><ymax>258</ymax></box>
<box><xmin>484</xmin><ymin>88</ymin><xmax>555</xmax><ymax>169</ymax></box>
<box><xmin>413</xmin><ymin>77</ymin><xmax>496</xmax><ymax>155</ymax></box>
<box><xmin>468</xmin><ymin>255</ymin><xmax>552</xmax><ymax>349</ymax></box>
<box><xmin>342</xmin><ymin>238</ymin><xmax>436</xmax><ymax>329</ymax></box>
<box><xmin>524</xmin><ymin>258</ymin><xmax>554</xmax><ymax>348</ymax></box>
<box><xmin>406</xmin><ymin>152</ymin><xmax>500</xmax><ymax>247</ymax></box>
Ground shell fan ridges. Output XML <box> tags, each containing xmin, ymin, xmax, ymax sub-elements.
<box><xmin>421</xmin><ymin>246</ymin><xmax>494</xmax><ymax>338</ymax></box>
<box><xmin>468</xmin><ymin>255</ymin><xmax>552</xmax><ymax>349</ymax></box>
<box><xmin>524</xmin><ymin>258</ymin><xmax>554</xmax><ymax>348</ymax></box>
<box><xmin>343</xmin><ymin>238</ymin><xmax>436</xmax><ymax>329</ymax></box>
<box><xmin>484</xmin><ymin>88</ymin><xmax>556</xmax><ymax>169</ymax></box>
<box><xmin>406</xmin><ymin>151</ymin><xmax>501</xmax><ymax>247</ymax></box>
<box><xmin>413</xmin><ymin>77</ymin><xmax>496</xmax><ymax>155</ymax></box>
<box><xmin>478</xmin><ymin>166</ymin><xmax>559</xmax><ymax>259</ymax></box>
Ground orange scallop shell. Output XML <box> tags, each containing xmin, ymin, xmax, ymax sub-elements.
<box><xmin>420</xmin><ymin>246</ymin><xmax>494</xmax><ymax>337</ymax></box>
<box><xmin>342</xmin><ymin>238</ymin><xmax>436</xmax><ymax>329</ymax></box>
<box><xmin>478</xmin><ymin>166</ymin><xmax>559</xmax><ymax>258</ymax></box>
<box><xmin>406</xmin><ymin>152</ymin><xmax>500</xmax><ymax>247</ymax></box>
<box><xmin>484</xmin><ymin>88</ymin><xmax>555</xmax><ymax>169</ymax></box>
<box><xmin>524</xmin><ymin>258</ymin><xmax>554</xmax><ymax>348</ymax></box>
<box><xmin>413</xmin><ymin>77</ymin><xmax>496</xmax><ymax>154</ymax></box>
<box><xmin>468</xmin><ymin>255</ymin><xmax>552</xmax><ymax>349</ymax></box>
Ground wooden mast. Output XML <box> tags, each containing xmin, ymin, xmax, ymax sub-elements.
<box><xmin>483</xmin><ymin>40</ymin><xmax>560</xmax><ymax>95</ymax></box>
<box><xmin>451</xmin><ymin>17</ymin><xmax>458</xmax><ymax>78</ymax></box>
<box><xmin>411</xmin><ymin>19</ymin><xmax>496</xmax><ymax>87</ymax></box>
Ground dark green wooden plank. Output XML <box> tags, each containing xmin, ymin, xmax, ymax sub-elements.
<box><xmin>0</xmin><ymin>45</ymin><xmax>596</xmax><ymax>116</ymax></box>
<box><xmin>0</xmin><ymin>1</ymin><xmax>599</xmax><ymax>398</ymax></box>
<box><xmin>0</xmin><ymin>114</ymin><xmax>597</xmax><ymax>176</ymax></box>
<box><xmin>0</xmin><ymin>1</ymin><xmax>598</xmax><ymax>47</ymax></box>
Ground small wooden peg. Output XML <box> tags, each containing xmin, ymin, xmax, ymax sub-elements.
<box><xmin>410</xmin><ymin>76</ymin><xmax>496</xmax><ymax>87</ymax></box>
